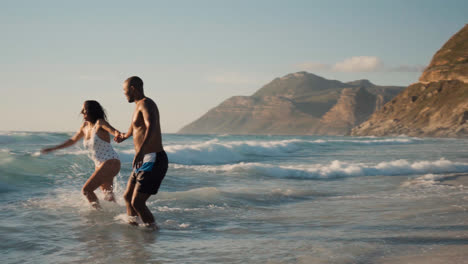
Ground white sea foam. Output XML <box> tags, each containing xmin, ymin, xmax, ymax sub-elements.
<box><xmin>323</xmin><ymin>138</ymin><xmax>417</xmax><ymax>144</ymax></box>
<box><xmin>0</xmin><ymin>131</ymin><xmax>72</xmax><ymax>136</ymax></box>
<box><xmin>51</xmin><ymin>147</ymin><xmax>135</xmax><ymax>163</ymax></box>
<box><xmin>0</xmin><ymin>131</ymin><xmax>35</xmax><ymax>136</ymax></box>
<box><xmin>157</xmin><ymin>137</ymin><xmax>420</xmax><ymax>165</ymax></box>
<box><xmin>114</xmin><ymin>213</ymin><xmax>135</xmax><ymax>224</ymax></box>
<box><xmin>179</xmin><ymin>223</ymin><xmax>191</xmax><ymax>228</ymax></box>
<box><xmin>156</xmin><ymin>187</ymin><xmax>223</xmax><ymax>201</ymax></box>
<box><xmin>172</xmin><ymin>158</ymin><xmax>468</xmax><ymax>179</ymax></box>
<box><xmin>156</xmin><ymin>204</ymin><xmax>225</xmax><ymax>212</ymax></box>
<box><xmin>53</xmin><ymin>148</ymin><xmax>90</xmax><ymax>156</ymax></box>
<box><xmin>162</xmin><ymin>220</ymin><xmax>191</xmax><ymax>229</ymax></box>
<box><xmin>22</xmin><ymin>183</ymin><xmax>128</xmax><ymax>213</ymax></box>
<box><xmin>24</xmin><ymin>189</ymin><xmax>95</xmax><ymax>212</ymax></box>
<box><xmin>400</xmin><ymin>173</ymin><xmax>449</xmax><ymax>187</ymax></box>
<box><xmin>163</xmin><ymin>139</ymin><xmax>302</xmax><ymax>164</ymax></box>
<box><xmin>400</xmin><ymin>173</ymin><xmax>468</xmax><ymax>188</ymax></box>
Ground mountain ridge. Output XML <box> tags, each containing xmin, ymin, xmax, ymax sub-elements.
<box><xmin>179</xmin><ymin>72</ymin><xmax>404</xmax><ymax>135</ymax></box>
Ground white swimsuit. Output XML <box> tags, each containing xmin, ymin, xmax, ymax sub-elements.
<box><xmin>83</xmin><ymin>125</ymin><xmax>119</xmax><ymax>167</ymax></box>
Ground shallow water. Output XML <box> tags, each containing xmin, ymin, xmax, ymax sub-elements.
<box><xmin>1</xmin><ymin>132</ymin><xmax>468</xmax><ymax>263</ymax></box>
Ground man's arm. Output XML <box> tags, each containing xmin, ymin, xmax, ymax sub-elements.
<box><xmin>133</xmin><ymin>100</ymin><xmax>157</xmax><ymax>168</ymax></box>
<box><xmin>124</xmin><ymin>122</ymin><xmax>134</xmax><ymax>139</ymax></box>
<box><xmin>41</xmin><ymin>123</ymin><xmax>85</xmax><ymax>154</ymax></box>
<box><xmin>114</xmin><ymin>123</ymin><xmax>133</xmax><ymax>143</ymax></box>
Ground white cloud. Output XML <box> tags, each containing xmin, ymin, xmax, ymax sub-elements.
<box><xmin>295</xmin><ymin>62</ymin><xmax>331</xmax><ymax>72</ymax></box>
<box><xmin>204</xmin><ymin>72</ymin><xmax>258</xmax><ymax>85</ymax></box>
<box><xmin>296</xmin><ymin>56</ymin><xmax>425</xmax><ymax>73</ymax></box>
<box><xmin>332</xmin><ymin>56</ymin><xmax>384</xmax><ymax>72</ymax></box>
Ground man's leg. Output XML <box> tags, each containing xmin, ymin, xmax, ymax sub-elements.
<box><xmin>123</xmin><ymin>176</ymin><xmax>138</xmax><ymax>225</ymax></box>
<box><xmin>131</xmin><ymin>190</ymin><xmax>156</xmax><ymax>228</ymax></box>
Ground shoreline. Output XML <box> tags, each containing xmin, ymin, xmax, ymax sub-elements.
<box><xmin>439</xmin><ymin>173</ymin><xmax>468</xmax><ymax>186</ymax></box>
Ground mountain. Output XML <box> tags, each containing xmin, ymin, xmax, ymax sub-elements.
<box><xmin>178</xmin><ymin>72</ymin><xmax>404</xmax><ymax>135</ymax></box>
<box><xmin>351</xmin><ymin>24</ymin><xmax>468</xmax><ymax>138</ymax></box>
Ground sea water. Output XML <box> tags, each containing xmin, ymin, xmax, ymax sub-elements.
<box><xmin>1</xmin><ymin>132</ymin><xmax>468</xmax><ymax>263</ymax></box>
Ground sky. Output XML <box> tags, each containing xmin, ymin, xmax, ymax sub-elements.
<box><xmin>1</xmin><ymin>0</ymin><xmax>467</xmax><ymax>133</ymax></box>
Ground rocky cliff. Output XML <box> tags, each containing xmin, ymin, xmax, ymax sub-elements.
<box><xmin>419</xmin><ymin>25</ymin><xmax>468</xmax><ymax>84</ymax></box>
<box><xmin>179</xmin><ymin>72</ymin><xmax>403</xmax><ymax>135</ymax></box>
<box><xmin>316</xmin><ymin>87</ymin><xmax>380</xmax><ymax>135</ymax></box>
<box><xmin>352</xmin><ymin>24</ymin><xmax>468</xmax><ymax>138</ymax></box>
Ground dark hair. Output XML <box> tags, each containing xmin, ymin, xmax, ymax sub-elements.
<box><xmin>81</xmin><ymin>100</ymin><xmax>107</xmax><ymax>123</ymax></box>
<box><xmin>126</xmin><ymin>76</ymin><xmax>144</xmax><ymax>91</ymax></box>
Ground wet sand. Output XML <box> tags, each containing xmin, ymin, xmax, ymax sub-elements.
<box><xmin>378</xmin><ymin>245</ymin><xmax>468</xmax><ymax>264</ymax></box>
<box><xmin>440</xmin><ymin>173</ymin><xmax>468</xmax><ymax>187</ymax></box>
<box><xmin>379</xmin><ymin>173</ymin><xmax>468</xmax><ymax>264</ymax></box>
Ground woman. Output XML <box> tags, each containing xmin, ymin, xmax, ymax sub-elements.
<box><xmin>42</xmin><ymin>100</ymin><xmax>121</xmax><ymax>209</ymax></box>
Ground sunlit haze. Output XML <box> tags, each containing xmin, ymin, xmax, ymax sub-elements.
<box><xmin>1</xmin><ymin>0</ymin><xmax>467</xmax><ymax>132</ymax></box>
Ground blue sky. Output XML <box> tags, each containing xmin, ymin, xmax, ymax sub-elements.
<box><xmin>1</xmin><ymin>0</ymin><xmax>467</xmax><ymax>132</ymax></box>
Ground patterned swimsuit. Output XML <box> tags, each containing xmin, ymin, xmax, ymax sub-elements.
<box><xmin>83</xmin><ymin>125</ymin><xmax>119</xmax><ymax>167</ymax></box>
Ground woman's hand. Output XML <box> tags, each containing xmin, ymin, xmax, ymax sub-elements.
<box><xmin>40</xmin><ymin>124</ymin><xmax>84</xmax><ymax>155</ymax></box>
<box><xmin>41</xmin><ymin>147</ymin><xmax>54</xmax><ymax>154</ymax></box>
<box><xmin>114</xmin><ymin>132</ymin><xmax>126</xmax><ymax>143</ymax></box>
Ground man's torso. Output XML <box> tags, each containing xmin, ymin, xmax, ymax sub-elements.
<box><xmin>132</xmin><ymin>97</ymin><xmax>163</xmax><ymax>154</ymax></box>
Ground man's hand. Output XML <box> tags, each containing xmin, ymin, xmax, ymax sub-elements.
<box><xmin>114</xmin><ymin>132</ymin><xmax>126</xmax><ymax>143</ymax></box>
<box><xmin>133</xmin><ymin>151</ymin><xmax>144</xmax><ymax>169</ymax></box>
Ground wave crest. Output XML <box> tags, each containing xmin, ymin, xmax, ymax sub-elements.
<box><xmin>173</xmin><ymin>158</ymin><xmax>468</xmax><ymax>179</ymax></box>
<box><xmin>163</xmin><ymin>137</ymin><xmax>419</xmax><ymax>165</ymax></box>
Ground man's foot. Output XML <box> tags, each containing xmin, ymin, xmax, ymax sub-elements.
<box><xmin>104</xmin><ymin>192</ymin><xmax>116</xmax><ymax>202</ymax></box>
<box><xmin>127</xmin><ymin>215</ymin><xmax>139</xmax><ymax>226</ymax></box>
<box><xmin>144</xmin><ymin>223</ymin><xmax>159</xmax><ymax>231</ymax></box>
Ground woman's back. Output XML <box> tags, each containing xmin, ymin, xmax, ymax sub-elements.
<box><xmin>83</xmin><ymin>121</ymin><xmax>119</xmax><ymax>167</ymax></box>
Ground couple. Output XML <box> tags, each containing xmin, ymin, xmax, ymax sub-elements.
<box><xmin>41</xmin><ymin>76</ymin><xmax>168</xmax><ymax>229</ymax></box>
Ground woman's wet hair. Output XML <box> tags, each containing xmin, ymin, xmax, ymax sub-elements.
<box><xmin>81</xmin><ymin>100</ymin><xmax>107</xmax><ymax>123</ymax></box>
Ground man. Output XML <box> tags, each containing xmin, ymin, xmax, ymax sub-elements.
<box><xmin>115</xmin><ymin>76</ymin><xmax>168</xmax><ymax>229</ymax></box>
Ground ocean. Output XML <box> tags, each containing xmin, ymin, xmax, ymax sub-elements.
<box><xmin>1</xmin><ymin>132</ymin><xmax>468</xmax><ymax>263</ymax></box>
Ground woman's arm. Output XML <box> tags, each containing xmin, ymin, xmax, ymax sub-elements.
<box><xmin>41</xmin><ymin>124</ymin><xmax>85</xmax><ymax>154</ymax></box>
<box><xmin>96</xmin><ymin>119</ymin><xmax>120</xmax><ymax>138</ymax></box>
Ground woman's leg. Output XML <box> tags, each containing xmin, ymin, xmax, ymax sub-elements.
<box><xmin>99</xmin><ymin>160</ymin><xmax>121</xmax><ymax>202</ymax></box>
<box><xmin>82</xmin><ymin>172</ymin><xmax>103</xmax><ymax>209</ymax></box>
<box><xmin>82</xmin><ymin>159</ymin><xmax>120</xmax><ymax>209</ymax></box>
<box><xmin>100</xmin><ymin>182</ymin><xmax>116</xmax><ymax>202</ymax></box>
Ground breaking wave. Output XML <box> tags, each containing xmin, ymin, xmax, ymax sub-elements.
<box><xmin>161</xmin><ymin>137</ymin><xmax>420</xmax><ymax>165</ymax></box>
<box><xmin>173</xmin><ymin>158</ymin><xmax>468</xmax><ymax>179</ymax></box>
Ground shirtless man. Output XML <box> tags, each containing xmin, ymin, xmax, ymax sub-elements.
<box><xmin>115</xmin><ymin>76</ymin><xmax>168</xmax><ymax>229</ymax></box>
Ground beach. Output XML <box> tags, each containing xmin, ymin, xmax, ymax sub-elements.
<box><xmin>1</xmin><ymin>132</ymin><xmax>468</xmax><ymax>263</ymax></box>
